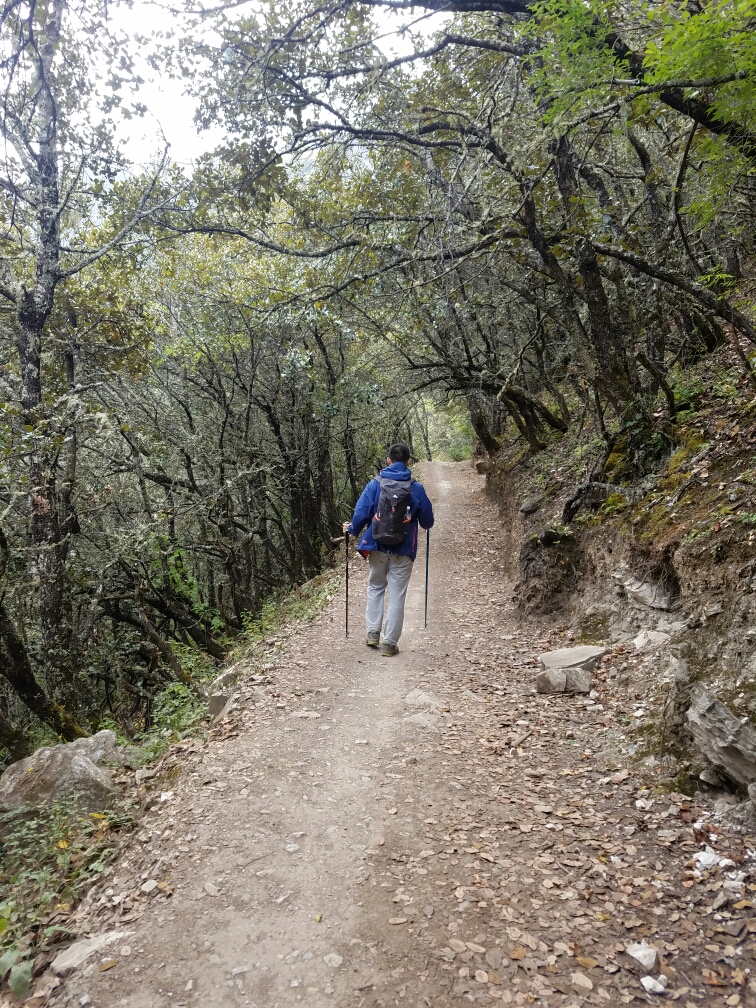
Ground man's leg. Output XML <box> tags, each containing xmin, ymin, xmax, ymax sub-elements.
<box><xmin>382</xmin><ymin>554</ymin><xmax>414</xmax><ymax>649</ymax></box>
<box><xmin>366</xmin><ymin>551</ymin><xmax>389</xmax><ymax>641</ymax></box>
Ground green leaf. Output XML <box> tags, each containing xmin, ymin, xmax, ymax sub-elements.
<box><xmin>0</xmin><ymin>947</ymin><xmax>18</xmax><ymax>980</ymax></box>
<box><xmin>8</xmin><ymin>960</ymin><xmax>33</xmax><ymax>999</ymax></box>
<box><xmin>0</xmin><ymin>917</ymin><xmax>8</xmax><ymax>936</ymax></box>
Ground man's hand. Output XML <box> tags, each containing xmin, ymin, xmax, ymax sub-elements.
<box><xmin>342</xmin><ymin>521</ymin><xmax>351</xmax><ymax>534</ymax></box>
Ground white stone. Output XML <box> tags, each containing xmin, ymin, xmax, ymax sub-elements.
<box><xmin>323</xmin><ymin>953</ymin><xmax>343</xmax><ymax>968</ymax></box>
<box><xmin>641</xmin><ymin>976</ymin><xmax>666</xmax><ymax>994</ymax></box>
<box><xmin>140</xmin><ymin>879</ymin><xmax>157</xmax><ymax>894</ymax></box>
<box><xmin>625</xmin><ymin>941</ymin><xmax>658</xmax><ymax>973</ymax></box>
<box><xmin>693</xmin><ymin>847</ymin><xmax>720</xmax><ymax>869</ymax></box>
<box><xmin>51</xmin><ymin>931</ymin><xmax>134</xmax><ymax>976</ymax></box>
<box><xmin>538</xmin><ymin>646</ymin><xmax>607</xmax><ymax>671</ymax></box>
<box><xmin>633</xmin><ymin>630</ymin><xmax>671</xmax><ymax>651</ymax></box>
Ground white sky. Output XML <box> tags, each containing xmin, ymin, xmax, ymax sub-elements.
<box><xmin>109</xmin><ymin>0</ymin><xmax>447</xmax><ymax>169</ymax></box>
<box><xmin>108</xmin><ymin>1</ymin><xmax>224</xmax><ymax>168</ymax></box>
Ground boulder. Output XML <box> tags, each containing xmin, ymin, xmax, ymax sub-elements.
<box><xmin>538</xmin><ymin>645</ymin><xmax>607</xmax><ymax>673</ymax></box>
<box><xmin>208</xmin><ymin>692</ymin><xmax>231</xmax><ymax>718</ymax></box>
<box><xmin>633</xmin><ymin>630</ymin><xmax>671</xmax><ymax>651</ymax></box>
<box><xmin>687</xmin><ymin>685</ymin><xmax>756</xmax><ymax>791</ymax></box>
<box><xmin>209</xmin><ymin>691</ymin><xmax>238</xmax><ymax>724</ymax></box>
<box><xmin>535</xmin><ymin>669</ymin><xmax>567</xmax><ymax>694</ymax></box>
<box><xmin>519</xmin><ymin>497</ymin><xmax>542</xmax><ymax>516</ymax></box>
<box><xmin>564</xmin><ymin>667</ymin><xmax>592</xmax><ymax>694</ymax></box>
<box><xmin>535</xmin><ymin>666</ymin><xmax>592</xmax><ymax>694</ymax></box>
<box><xmin>475</xmin><ymin>459</ymin><xmax>490</xmax><ymax>475</ymax></box>
<box><xmin>699</xmin><ymin>766</ymin><xmax>724</xmax><ymax>787</ymax></box>
<box><xmin>0</xmin><ymin>730</ymin><xmax>119</xmax><ymax>812</ymax></box>
<box><xmin>536</xmin><ymin>646</ymin><xmax>607</xmax><ymax>695</ymax></box>
<box><xmin>210</xmin><ymin>665</ymin><xmax>241</xmax><ymax>692</ymax></box>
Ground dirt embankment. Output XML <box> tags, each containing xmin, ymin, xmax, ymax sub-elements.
<box><xmin>482</xmin><ymin>378</ymin><xmax>756</xmax><ymax>808</ymax></box>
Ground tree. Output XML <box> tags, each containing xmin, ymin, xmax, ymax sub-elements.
<box><xmin>0</xmin><ymin>0</ymin><xmax>170</xmax><ymax>727</ymax></box>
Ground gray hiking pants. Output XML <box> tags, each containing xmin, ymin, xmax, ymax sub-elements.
<box><xmin>366</xmin><ymin>551</ymin><xmax>414</xmax><ymax>646</ymax></box>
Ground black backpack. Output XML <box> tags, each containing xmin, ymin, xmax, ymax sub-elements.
<box><xmin>372</xmin><ymin>476</ymin><xmax>415</xmax><ymax>545</ymax></box>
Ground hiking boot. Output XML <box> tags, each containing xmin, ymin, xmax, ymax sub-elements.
<box><xmin>380</xmin><ymin>642</ymin><xmax>399</xmax><ymax>657</ymax></box>
<box><xmin>366</xmin><ymin>631</ymin><xmax>380</xmax><ymax>648</ymax></box>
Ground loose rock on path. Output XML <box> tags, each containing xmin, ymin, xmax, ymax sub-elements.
<box><xmin>50</xmin><ymin>462</ymin><xmax>756</xmax><ymax>1008</ymax></box>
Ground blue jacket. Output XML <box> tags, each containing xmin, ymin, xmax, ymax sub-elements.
<box><xmin>347</xmin><ymin>462</ymin><xmax>434</xmax><ymax>560</ymax></box>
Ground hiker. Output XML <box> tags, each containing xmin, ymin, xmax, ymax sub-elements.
<box><xmin>342</xmin><ymin>443</ymin><xmax>434</xmax><ymax>656</ymax></box>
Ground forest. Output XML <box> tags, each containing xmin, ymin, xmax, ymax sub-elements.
<box><xmin>1</xmin><ymin>0</ymin><xmax>755</xmax><ymax>762</ymax></box>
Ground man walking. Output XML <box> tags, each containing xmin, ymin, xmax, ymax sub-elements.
<box><xmin>343</xmin><ymin>444</ymin><xmax>434</xmax><ymax>656</ymax></box>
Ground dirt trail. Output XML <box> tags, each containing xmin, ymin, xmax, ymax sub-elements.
<box><xmin>54</xmin><ymin>462</ymin><xmax>755</xmax><ymax>1008</ymax></box>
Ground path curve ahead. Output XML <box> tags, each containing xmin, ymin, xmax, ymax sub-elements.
<box><xmin>56</xmin><ymin>462</ymin><xmax>738</xmax><ymax>1008</ymax></box>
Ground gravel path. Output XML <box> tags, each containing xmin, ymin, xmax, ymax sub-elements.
<box><xmin>53</xmin><ymin>462</ymin><xmax>756</xmax><ymax>1008</ymax></box>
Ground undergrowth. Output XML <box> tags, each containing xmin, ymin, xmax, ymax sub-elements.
<box><xmin>0</xmin><ymin>572</ymin><xmax>338</xmax><ymax>999</ymax></box>
<box><xmin>104</xmin><ymin>576</ymin><xmax>338</xmax><ymax>768</ymax></box>
<box><xmin>0</xmin><ymin>800</ymin><xmax>135</xmax><ymax>995</ymax></box>
<box><xmin>235</xmin><ymin>572</ymin><xmax>338</xmax><ymax>651</ymax></box>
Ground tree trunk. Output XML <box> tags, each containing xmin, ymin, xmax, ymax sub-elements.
<box><xmin>0</xmin><ymin>598</ymin><xmax>84</xmax><ymax>741</ymax></box>
<box><xmin>0</xmin><ymin>708</ymin><xmax>31</xmax><ymax>763</ymax></box>
<box><xmin>467</xmin><ymin>393</ymin><xmax>501</xmax><ymax>455</ymax></box>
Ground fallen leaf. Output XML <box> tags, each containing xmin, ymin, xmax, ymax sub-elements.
<box><xmin>509</xmin><ymin>947</ymin><xmax>526</xmax><ymax>960</ymax></box>
<box><xmin>701</xmin><ymin>969</ymin><xmax>729</xmax><ymax>987</ymax></box>
<box><xmin>99</xmin><ymin>960</ymin><xmax>118</xmax><ymax>972</ymax></box>
<box><xmin>572</xmin><ymin>972</ymin><xmax>593</xmax><ymax>993</ymax></box>
<box><xmin>577</xmin><ymin>956</ymin><xmax>598</xmax><ymax>969</ymax></box>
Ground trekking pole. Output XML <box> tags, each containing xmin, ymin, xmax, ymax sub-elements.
<box><xmin>424</xmin><ymin>528</ymin><xmax>430</xmax><ymax>628</ymax></box>
<box><xmin>345</xmin><ymin>531</ymin><xmax>350</xmax><ymax>638</ymax></box>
